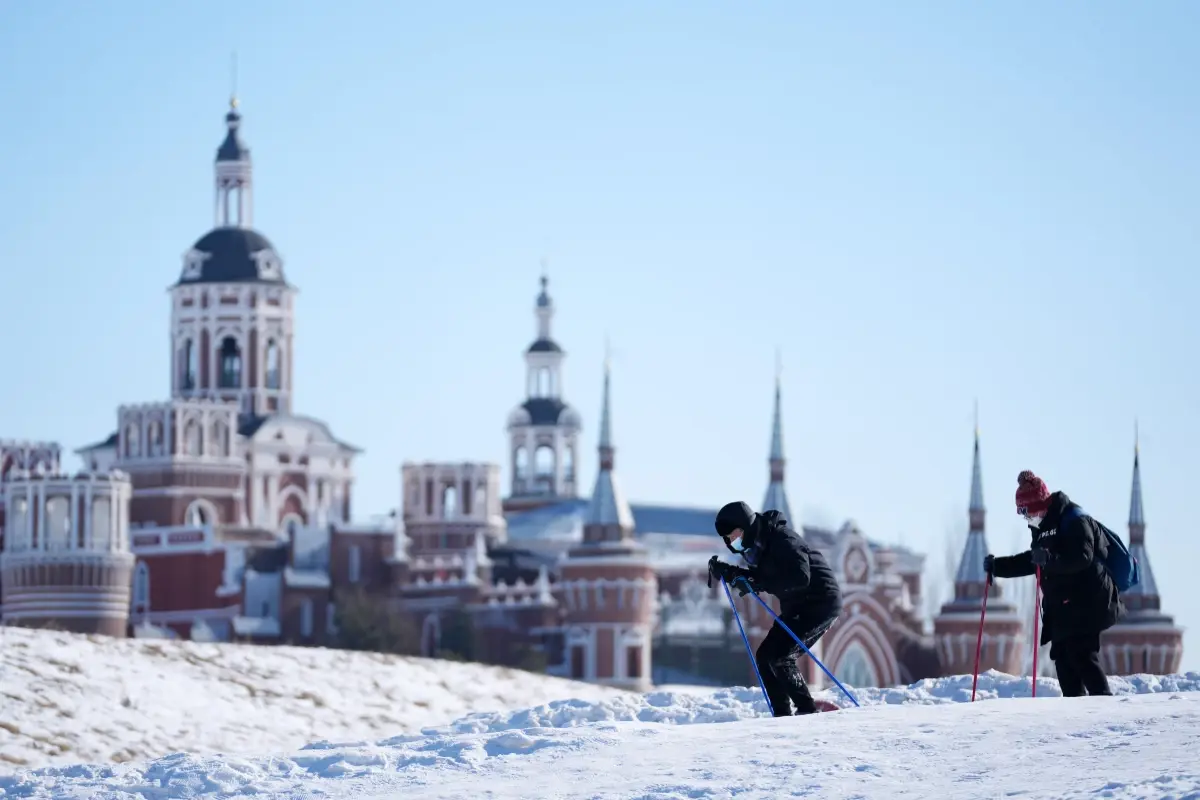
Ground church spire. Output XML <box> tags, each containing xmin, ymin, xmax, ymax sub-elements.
<box><xmin>1122</xmin><ymin>427</ymin><xmax>1160</xmax><ymax>611</ymax></box>
<box><xmin>933</xmin><ymin>413</ymin><xmax>1023</xmax><ymax>677</ymax></box>
<box><xmin>968</xmin><ymin>402</ymin><xmax>985</xmax><ymax>532</ymax></box>
<box><xmin>1129</xmin><ymin>421</ymin><xmax>1145</xmax><ymax>539</ymax></box>
<box><xmin>762</xmin><ymin>352</ymin><xmax>793</xmax><ymax>521</ymax></box>
<box><xmin>581</xmin><ymin>353</ymin><xmax>635</xmax><ymax>542</ymax></box>
<box><xmin>953</xmin><ymin>414</ymin><xmax>1001</xmax><ymax>602</ymax></box>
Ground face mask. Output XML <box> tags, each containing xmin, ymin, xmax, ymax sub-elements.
<box><xmin>1024</xmin><ymin>513</ymin><xmax>1044</xmax><ymax>529</ymax></box>
<box><xmin>728</xmin><ymin>539</ymin><xmax>745</xmax><ymax>552</ymax></box>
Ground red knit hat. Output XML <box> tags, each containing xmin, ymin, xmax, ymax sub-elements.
<box><xmin>1014</xmin><ymin>470</ymin><xmax>1051</xmax><ymax>516</ymax></box>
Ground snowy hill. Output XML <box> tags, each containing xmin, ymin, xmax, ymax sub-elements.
<box><xmin>3</xmin><ymin>670</ymin><xmax>1199</xmax><ymax>798</ymax></box>
<box><xmin>0</xmin><ymin>627</ymin><xmax>629</xmax><ymax>769</ymax></box>
<box><xmin>2</xmin><ymin>662</ymin><xmax>1198</xmax><ymax>799</ymax></box>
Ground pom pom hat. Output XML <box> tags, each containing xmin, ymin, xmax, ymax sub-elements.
<box><xmin>1014</xmin><ymin>470</ymin><xmax>1051</xmax><ymax>517</ymax></box>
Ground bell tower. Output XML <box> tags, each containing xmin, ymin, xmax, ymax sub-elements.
<box><xmin>171</xmin><ymin>99</ymin><xmax>296</xmax><ymax>419</ymax></box>
<box><xmin>503</xmin><ymin>274</ymin><xmax>582</xmax><ymax>511</ymax></box>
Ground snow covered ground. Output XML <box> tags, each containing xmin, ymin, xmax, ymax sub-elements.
<box><xmin>2</xmin><ymin>659</ymin><xmax>1199</xmax><ymax>799</ymax></box>
<box><xmin>0</xmin><ymin>626</ymin><xmax>628</xmax><ymax>769</ymax></box>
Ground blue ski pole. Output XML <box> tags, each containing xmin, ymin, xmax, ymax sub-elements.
<box><xmin>721</xmin><ymin>578</ymin><xmax>773</xmax><ymax>715</ymax></box>
<box><xmin>745</xmin><ymin>589</ymin><xmax>860</xmax><ymax>707</ymax></box>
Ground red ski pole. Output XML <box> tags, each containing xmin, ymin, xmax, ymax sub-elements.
<box><xmin>970</xmin><ymin>575</ymin><xmax>992</xmax><ymax>702</ymax></box>
<box><xmin>1031</xmin><ymin>566</ymin><xmax>1043</xmax><ymax>698</ymax></box>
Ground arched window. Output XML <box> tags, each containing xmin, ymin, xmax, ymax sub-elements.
<box><xmin>185</xmin><ymin>501</ymin><xmax>214</xmax><ymax>528</ymax></box>
<box><xmin>442</xmin><ymin>484</ymin><xmax>458</xmax><ymax>518</ymax></box>
<box><xmin>184</xmin><ymin>420</ymin><xmax>202</xmax><ymax>456</ymax></box>
<box><xmin>536</xmin><ymin>367</ymin><xmax>552</xmax><ymax>397</ymax></box>
<box><xmin>218</xmin><ymin>336</ymin><xmax>242</xmax><ymax>389</ymax></box>
<box><xmin>181</xmin><ymin>339</ymin><xmax>198</xmax><ymax>390</ymax></box>
<box><xmin>92</xmin><ymin>497</ymin><xmax>112</xmax><ymax>549</ymax></box>
<box><xmin>124</xmin><ymin>422</ymin><xmax>140</xmax><ymax>459</ymax></box>
<box><xmin>265</xmin><ymin>340</ymin><xmax>281</xmax><ymax>390</ymax></box>
<box><xmin>534</xmin><ymin>445</ymin><xmax>555</xmax><ymax>493</ymax></box>
<box><xmin>147</xmin><ymin>421</ymin><xmax>164</xmax><ymax>457</ymax></box>
<box><xmin>837</xmin><ymin>642</ymin><xmax>879</xmax><ymax>688</ymax></box>
<box><xmin>563</xmin><ymin>446</ymin><xmax>575</xmax><ymax>482</ymax></box>
<box><xmin>9</xmin><ymin>497</ymin><xmax>28</xmax><ymax>550</ymax></box>
<box><xmin>45</xmin><ymin>496</ymin><xmax>71</xmax><ymax>550</ymax></box>
<box><xmin>211</xmin><ymin>419</ymin><xmax>229</xmax><ymax>457</ymax></box>
<box><xmin>460</xmin><ymin>479</ymin><xmax>473</xmax><ymax>516</ymax></box>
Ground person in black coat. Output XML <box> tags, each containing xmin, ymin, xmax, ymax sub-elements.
<box><xmin>985</xmin><ymin>470</ymin><xmax>1123</xmax><ymax>697</ymax></box>
<box><xmin>709</xmin><ymin>501</ymin><xmax>842</xmax><ymax>716</ymax></box>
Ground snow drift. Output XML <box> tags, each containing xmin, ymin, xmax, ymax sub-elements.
<box><xmin>0</xmin><ymin>626</ymin><xmax>628</xmax><ymax>769</ymax></box>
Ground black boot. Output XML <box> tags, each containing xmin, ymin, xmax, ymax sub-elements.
<box><xmin>775</xmin><ymin>658</ymin><xmax>817</xmax><ymax>715</ymax></box>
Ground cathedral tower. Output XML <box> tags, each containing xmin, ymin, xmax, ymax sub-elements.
<box><xmin>503</xmin><ymin>275</ymin><xmax>582</xmax><ymax>511</ymax></box>
<box><xmin>171</xmin><ymin>98</ymin><xmax>296</xmax><ymax>418</ymax></box>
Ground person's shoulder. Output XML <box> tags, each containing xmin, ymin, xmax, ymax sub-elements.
<box><xmin>764</xmin><ymin>515</ymin><xmax>807</xmax><ymax>548</ymax></box>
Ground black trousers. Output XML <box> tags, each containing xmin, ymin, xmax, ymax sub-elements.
<box><xmin>754</xmin><ymin>611</ymin><xmax>838</xmax><ymax>716</ymax></box>
<box><xmin>1051</xmin><ymin>632</ymin><xmax>1112</xmax><ymax>697</ymax></box>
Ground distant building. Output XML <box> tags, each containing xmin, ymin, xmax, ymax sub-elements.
<box><xmin>1098</xmin><ymin>440</ymin><xmax>1184</xmax><ymax>674</ymax></box>
<box><xmin>0</xmin><ymin>100</ymin><xmax>1183</xmax><ymax>688</ymax></box>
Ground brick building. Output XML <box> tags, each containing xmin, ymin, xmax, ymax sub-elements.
<box><xmin>0</xmin><ymin>99</ymin><xmax>1183</xmax><ymax>690</ymax></box>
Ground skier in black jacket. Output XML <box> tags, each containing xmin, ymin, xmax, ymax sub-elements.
<box><xmin>709</xmin><ymin>501</ymin><xmax>842</xmax><ymax>716</ymax></box>
<box><xmin>985</xmin><ymin>470</ymin><xmax>1123</xmax><ymax>697</ymax></box>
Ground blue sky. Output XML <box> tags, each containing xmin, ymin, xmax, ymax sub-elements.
<box><xmin>1</xmin><ymin>1</ymin><xmax>1196</xmax><ymax>668</ymax></box>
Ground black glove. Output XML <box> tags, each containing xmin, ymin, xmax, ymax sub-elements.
<box><xmin>1031</xmin><ymin>548</ymin><xmax>1049</xmax><ymax>567</ymax></box>
<box><xmin>708</xmin><ymin>556</ymin><xmax>752</xmax><ymax>591</ymax></box>
<box><xmin>983</xmin><ymin>554</ymin><xmax>995</xmax><ymax>580</ymax></box>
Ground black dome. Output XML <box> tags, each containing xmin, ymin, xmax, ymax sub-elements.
<box><xmin>180</xmin><ymin>227</ymin><xmax>286</xmax><ymax>285</ymax></box>
<box><xmin>526</xmin><ymin>338</ymin><xmax>562</xmax><ymax>354</ymax></box>
<box><xmin>522</xmin><ymin>397</ymin><xmax>568</xmax><ymax>425</ymax></box>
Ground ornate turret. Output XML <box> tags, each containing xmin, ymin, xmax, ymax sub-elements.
<box><xmin>557</xmin><ymin>356</ymin><xmax>655</xmax><ymax>690</ymax></box>
<box><xmin>1099</xmin><ymin>429</ymin><xmax>1184</xmax><ymax>674</ymax></box>
<box><xmin>934</xmin><ymin>417</ymin><xmax>1024</xmax><ymax>676</ymax></box>
<box><xmin>504</xmin><ymin>273</ymin><xmax>582</xmax><ymax>510</ymax></box>
<box><xmin>577</xmin><ymin>356</ymin><xmax>637</xmax><ymax>549</ymax></box>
